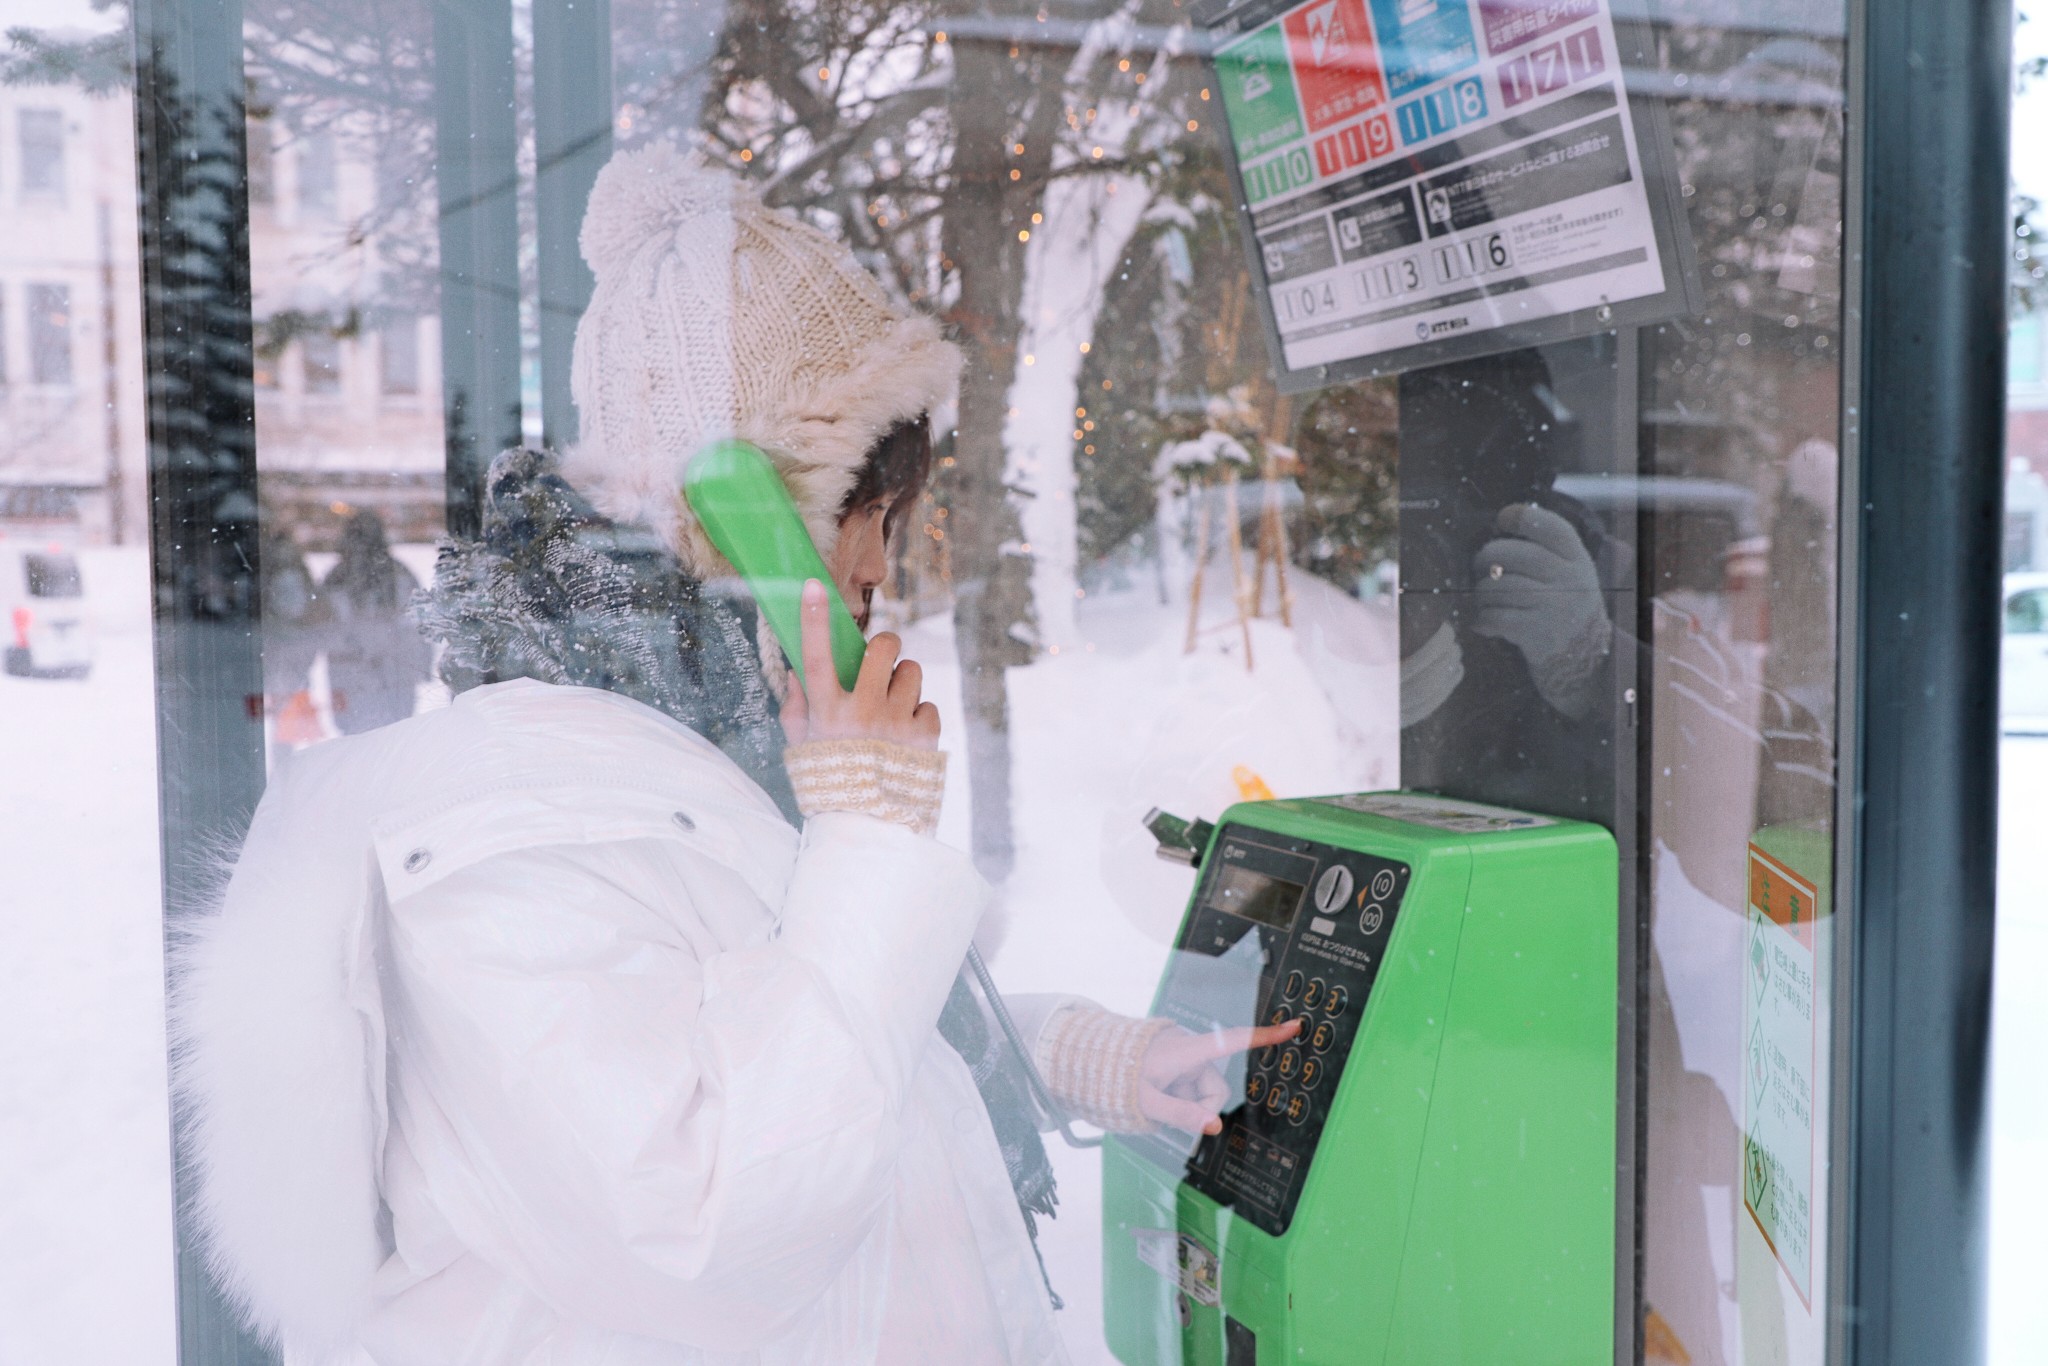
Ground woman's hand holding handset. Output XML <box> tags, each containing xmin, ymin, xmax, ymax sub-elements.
<box><xmin>780</xmin><ymin>579</ymin><xmax>940</xmax><ymax>749</ymax></box>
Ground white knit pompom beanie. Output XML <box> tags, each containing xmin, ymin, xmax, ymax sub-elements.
<box><xmin>561</xmin><ymin>142</ymin><xmax>961</xmax><ymax>575</ymax></box>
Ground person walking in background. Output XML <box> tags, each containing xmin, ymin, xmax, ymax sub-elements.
<box><xmin>258</xmin><ymin>523</ymin><xmax>327</xmax><ymax>748</ymax></box>
<box><xmin>319</xmin><ymin>508</ymin><xmax>431</xmax><ymax>734</ymax></box>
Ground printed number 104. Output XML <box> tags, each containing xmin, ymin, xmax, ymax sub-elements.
<box><xmin>1275</xmin><ymin>280</ymin><xmax>1340</xmax><ymax>324</ymax></box>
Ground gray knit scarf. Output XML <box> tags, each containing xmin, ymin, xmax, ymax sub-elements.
<box><xmin>414</xmin><ymin>449</ymin><xmax>1060</xmax><ymax>1289</ymax></box>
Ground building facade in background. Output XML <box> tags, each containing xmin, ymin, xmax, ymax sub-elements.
<box><xmin>0</xmin><ymin>72</ymin><xmax>443</xmax><ymax>553</ymax></box>
<box><xmin>2007</xmin><ymin>308</ymin><xmax>2048</xmax><ymax>569</ymax></box>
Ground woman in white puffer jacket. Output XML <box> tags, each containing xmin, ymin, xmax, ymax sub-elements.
<box><xmin>172</xmin><ymin>144</ymin><xmax>1290</xmax><ymax>1366</ymax></box>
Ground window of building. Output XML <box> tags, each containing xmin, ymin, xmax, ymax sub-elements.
<box><xmin>300</xmin><ymin>330</ymin><xmax>340</xmax><ymax>394</ymax></box>
<box><xmin>296</xmin><ymin>129</ymin><xmax>336</xmax><ymax>219</ymax></box>
<box><xmin>380</xmin><ymin>314</ymin><xmax>418</xmax><ymax>395</ymax></box>
<box><xmin>2014</xmin><ymin>316</ymin><xmax>2044</xmax><ymax>387</ymax></box>
<box><xmin>247</xmin><ymin>118</ymin><xmax>275</xmax><ymax>206</ymax></box>
<box><xmin>2010</xmin><ymin>585</ymin><xmax>2047</xmax><ymax>635</ymax></box>
<box><xmin>2012</xmin><ymin>512</ymin><xmax>2040</xmax><ymax>573</ymax></box>
<box><xmin>17</xmin><ymin>108</ymin><xmax>65</xmax><ymax>201</ymax></box>
<box><xmin>24</xmin><ymin>551</ymin><xmax>83</xmax><ymax>599</ymax></box>
<box><xmin>26</xmin><ymin>283</ymin><xmax>72</xmax><ymax>386</ymax></box>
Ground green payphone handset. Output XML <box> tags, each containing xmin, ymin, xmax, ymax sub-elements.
<box><xmin>684</xmin><ymin>437</ymin><xmax>868</xmax><ymax>693</ymax></box>
<box><xmin>1107</xmin><ymin>793</ymin><xmax>1618</xmax><ymax>1366</ymax></box>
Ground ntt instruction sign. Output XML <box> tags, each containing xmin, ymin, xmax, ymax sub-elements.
<box><xmin>1202</xmin><ymin>0</ymin><xmax>1696</xmax><ymax>387</ymax></box>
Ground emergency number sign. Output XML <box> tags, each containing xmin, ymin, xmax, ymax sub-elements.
<box><xmin>1205</xmin><ymin>0</ymin><xmax>1685</xmax><ymax>383</ymax></box>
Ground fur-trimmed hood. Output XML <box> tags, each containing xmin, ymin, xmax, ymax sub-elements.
<box><xmin>559</xmin><ymin>143</ymin><xmax>960</xmax><ymax>578</ymax></box>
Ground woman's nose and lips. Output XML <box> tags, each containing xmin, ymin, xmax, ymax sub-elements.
<box><xmin>828</xmin><ymin>497</ymin><xmax>894</xmax><ymax>632</ymax></box>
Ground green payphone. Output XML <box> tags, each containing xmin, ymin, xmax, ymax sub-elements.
<box><xmin>1105</xmin><ymin>792</ymin><xmax>1618</xmax><ymax>1365</ymax></box>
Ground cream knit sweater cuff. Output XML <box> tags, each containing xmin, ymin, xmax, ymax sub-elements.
<box><xmin>784</xmin><ymin>739</ymin><xmax>948</xmax><ymax>835</ymax></box>
<box><xmin>1031</xmin><ymin>1005</ymin><xmax>1174</xmax><ymax>1134</ymax></box>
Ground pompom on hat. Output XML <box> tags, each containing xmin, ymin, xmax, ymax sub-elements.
<box><xmin>561</xmin><ymin>143</ymin><xmax>960</xmax><ymax>575</ymax></box>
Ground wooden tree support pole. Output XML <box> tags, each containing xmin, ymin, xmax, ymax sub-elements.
<box><xmin>1183</xmin><ymin>483</ymin><xmax>1212</xmax><ymax>655</ymax></box>
<box><xmin>1224</xmin><ymin>468</ymin><xmax>1254</xmax><ymax>671</ymax></box>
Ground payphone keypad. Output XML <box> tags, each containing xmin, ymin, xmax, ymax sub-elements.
<box><xmin>1148</xmin><ymin>824</ymin><xmax>1411</xmax><ymax>1237</ymax></box>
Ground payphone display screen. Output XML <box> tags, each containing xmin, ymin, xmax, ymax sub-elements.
<box><xmin>1211</xmin><ymin>864</ymin><xmax>1308</xmax><ymax>929</ymax></box>
<box><xmin>1147</xmin><ymin>824</ymin><xmax>1411</xmax><ymax>1236</ymax></box>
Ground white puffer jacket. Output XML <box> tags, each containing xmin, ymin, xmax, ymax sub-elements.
<box><xmin>172</xmin><ymin>678</ymin><xmax>1080</xmax><ymax>1365</ymax></box>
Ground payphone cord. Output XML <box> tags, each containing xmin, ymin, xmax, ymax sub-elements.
<box><xmin>964</xmin><ymin>945</ymin><xmax>1107</xmax><ymax>1150</ymax></box>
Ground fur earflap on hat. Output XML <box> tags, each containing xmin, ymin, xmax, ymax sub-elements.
<box><xmin>561</xmin><ymin>143</ymin><xmax>960</xmax><ymax>576</ymax></box>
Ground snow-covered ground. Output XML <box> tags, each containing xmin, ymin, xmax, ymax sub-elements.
<box><xmin>0</xmin><ymin>548</ymin><xmax>177</xmax><ymax>1366</ymax></box>
<box><xmin>5</xmin><ymin>547</ymin><xmax>2045</xmax><ymax>1366</ymax></box>
<box><xmin>1990</xmin><ymin>732</ymin><xmax>2048</xmax><ymax>1366</ymax></box>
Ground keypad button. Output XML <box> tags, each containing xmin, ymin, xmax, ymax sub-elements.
<box><xmin>1302</xmin><ymin>977</ymin><xmax>1326</xmax><ymax>1011</ymax></box>
<box><xmin>1309</xmin><ymin>1020</ymin><xmax>1337</xmax><ymax>1054</ymax></box>
<box><xmin>1264</xmin><ymin>1083</ymin><xmax>1289</xmax><ymax>1114</ymax></box>
<box><xmin>1245</xmin><ymin>1072</ymin><xmax>1268</xmax><ymax>1104</ymax></box>
<box><xmin>1286</xmin><ymin>1092</ymin><xmax>1309</xmax><ymax>1125</ymax></box>
<box><xmin>1299</xmin><ymin>1056</ymin><xmax>1324</xmax><ymax>1090</ymax></box>
<box><xmin>1282</xmin><ymin>970</ymin><xmax>1305</xmax><ymax>1001</ymax></box>
<box><xmin>1261</xmin><ymin>1006</ymin><xmax>1292</xmax><ymax>1066</ymax></box>
<box><xmin>1324</xmin><ymin>985</ymin><xmax>1350</xmax><ymax>1019</ymax></box>
<box><xmin>1276</xmin><ymin>1048</ymin><xmax>1301</xmax><ymax>1081</ymax></box>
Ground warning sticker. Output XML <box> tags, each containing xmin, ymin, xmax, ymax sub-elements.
<box><xmin>1742</xmin><ymin>843</ymin><xmax>1818</xmax><ymax>1306</ymax></box>
<box><xmin>1132</xmin><ymin>1228</ymin><xmax>1222</xmax><ymax>1306</ymax></box>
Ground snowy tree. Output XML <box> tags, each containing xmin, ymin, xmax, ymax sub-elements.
<box><xmin>654</xmin><ymin>0</ymin><xmax>1224</xmax><ymax>875</ymax></box>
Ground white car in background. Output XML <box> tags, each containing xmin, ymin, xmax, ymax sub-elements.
<box><xmin>2007</xmin><ymin>572</ymin><xmax>2048</xmax><ymax>733</ymax></box>
<box><xmin>1</xmin><ymin>543</ymin><xmax>93</xmax><ymax>679</ymax></box>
